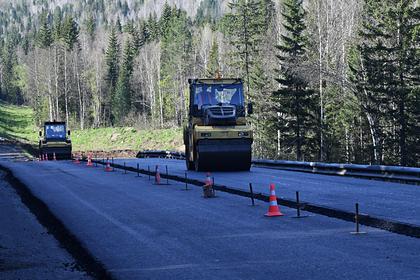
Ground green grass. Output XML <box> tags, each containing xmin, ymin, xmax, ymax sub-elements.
<box><xmin>72</xmin><ymin>127</ymin><xmax>183</xmax><ymax>152</ymax></box>
<box><xmin>0</xmin><ymin>102</ymin><xmax>38</xmax><ymax>143</ymax></box>
<box><xmin>0</xmin><ymin>102</ymin><xmax>183</xmax><ymax>152</ymax></box>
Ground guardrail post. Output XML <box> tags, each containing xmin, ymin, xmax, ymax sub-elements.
<box><xmin>124</xmin><ymin>162</ymin><xmax>127</xmax><ymax>174</ymax></box>
<box><xmin>249</xmin><ymin>183</ymin><xmax>255</xmax><ymax>206</ymax></box>
<box><xmin>351</xmin><ymin>203</ymin><xmax>366</xmax><ymax>234</ymax></box>
<box><xmin>297</xmin><ymin>191</ymin><xmax>301</xmax><ymax>217</ymax></box>
<box><xmin>212</xmin><ymin>177</ymin><xmax>216</xmax><ymax>196</ymax></box>
<box><xmin>185</xmin><ymin>172</ymin><xmax>188</xmax><ymax>190</ymax></box>
<box><xmin>293</xmin><ymin>191</ymin><xmax>308</xmax><ymax>218</ymax></box>
<box><xmin>166</xmin><ymin>165</ymin><xmax>169</xmax><ymax>185</ymax></box>
<box><xmin>137</xmin><ymin>163</ymin><xmax>140</xmax><ymax>177</ymax></box>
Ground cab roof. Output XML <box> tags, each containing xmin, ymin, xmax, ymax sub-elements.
<box><xmin>44</xmin><ymin>121</ymin><xmax>66</xmax><ymax>126</ymax></box>
<box><xmin>188</xmin><ymin>78</ymin><xmax>243</xmax><ymax>85</ymax></box>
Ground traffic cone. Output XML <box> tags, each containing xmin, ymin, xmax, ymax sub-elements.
<box><xmin>265</xmin><ymin>183</ymin><xmax>284</xmax><ymax>217</ymax></box>
<box><xmin>86</xmin><ymin>154</ymin><xmax>93</xmax><ymax>167</ymax></box>
<box><xmin>104</xmin><ymin>158</ymin><xmax>112</xmax><ymax>172</ymax></box>
<box><xmin>155</xmin><ymin>165</ymin><xmax>161</xmax><ymax>184</ymax></box>
<box><xmin>73</xmin><ymin>154</ymin><xmax>80</xmax><ymax>164</ymax></box>
<box><xmin>53</xmin><ymin>153</ymin><xmax>57</xmax><ymax>161</ymax></box>
<box><xmin>45</xmin><ymin>153</ymin><xmax>49</xmax><ymax>161</ymax></box>
<box><xmin>203</xmin><ymin>172</ymin><xmax>215</xmax><ymax>198</ymax></box>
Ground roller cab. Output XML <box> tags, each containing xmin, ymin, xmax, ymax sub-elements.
<box><xmin>184</xmin><ymin>78</ymin><xmax>253</xmax><ymax>171</ymax></box>
<box><xmin>39</xmin><ymin>121</ymin><xmax>72</xmax><ymax>160</ymax></box>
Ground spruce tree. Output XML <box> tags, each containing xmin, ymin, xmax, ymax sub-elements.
<box><xmin>61</xmin><ymin>16</ymin><xmax>79</xmax><ymax>51</ymax></box>
<box><xmin>52</xmin><ymin>6</ymin><xmax>62</xmax><ymax>41</ymax></box>
<box><xmin>105</xmin><ymin>27</ymin><xmax>120</xmax><ymax>123</ymax></box>
<box><xmin>37</xmin><ymin>12</ymin><xmax>52</xmax><ymax>48</ymax></box>
<box><xmin>116</xmin><ymin>16</ymin><xmax>122</xmax><ymax>33</ymax></box>
<box><xmin>223</xmin><ymin>0</ymin><xmax>266</xmax><ymax>93</ymax></box>
<box><xmin>273</xmin><ymin>0</ymin><xmax>316</xmax><ymax>161</ymax></box>
<box><xmin>350</xmin><ymin>0</ymin><xmax>419</xmax><ymax>165</ymax></box>
<box><xmin>114</xmin><ymin>40</ymin><xmax>134</xmax><ymax>123</ymax></box>
<box><xmin>85</xmin><ymin>13</ymin><xmax>96</xmax><ymax>41</ymax></box>
<box><xmin>207</xmin><ymin>37</ymin><xmax>220</xmax><ymax>77</ymax></box>
<box><xmin>160</xmin><ymin>2</ymin><xmax>172</xmax><ymax>37</ymax></box>
<box><xmin>105</xmin><ymin>28</ymin><xmax>120</xmax><ymax>89</ymax></box>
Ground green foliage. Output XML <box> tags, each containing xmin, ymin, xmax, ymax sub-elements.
<box><xmin>1</xmin><ymin>39</ymin><xmax>23</xmax><ymax>104</ymax></box>
<box><xmin>223</xmin><ymin>0</ymin><xmax>267</xmax><ymax>91</ymax></box>
<box><xmin>159</xmin><ymin>8</ymin><xmax>192</xmax><ymax>124</ymax></box>
<box><xmin>195</xmin><ymin>0</ymin><xmax>221</xmax><ymax>26</ymax></box>
<box><xmin>37</xmin><ymin>12</ymin><xmax>52</xmax><ymax>48</ymax></box>
<box><xmin>113</xmin><ymin>40</ymin><xmax>135</xmax><ymax>123</ymax></box>
<box><xmin>61</xmin><ymin>15</ymin><xmax>79</xmax><ymax>51</ymax></box>
<box><xmin>85</xmin><ymin>13</ymin><xmax>96</xmax><ymax>40</ymax></box>
<box><xmin>105</xmin><ymin>27</ymin><xmax>120</xmax><ymax>90</ymax></box>
<box><xmin>207</xmin><ymin>37</ymin><xmax>220</xmax><ymax>77</ymax></box>
<box><xmin>350</xmin><ymin>0</ymin><xmax>419</xmax><ymax>165</ymax></box>
<box><xmin>273</xmin><ymin>0</ymin><xmax>317</xmax><ymax>161</ymax></box>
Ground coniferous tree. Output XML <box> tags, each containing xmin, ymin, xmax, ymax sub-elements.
<box><xmin>62</xmin><ymin>16</ymin><xmax>79</xmax><ymax>51</ymax></box>
<box><xmin>223</xmin><ymin>0</ymin><xmax>265</xmax><ymax>93</ymax></box>
<box><xmin>349</xmin><ymin>0</ymin><xmax>419</xmax><ymax>165</ymax></box>
<box><xmin>160</xmin><ymin>2</ymin><xmax>172</xmax><ymax>37</ymax></box>
<box><xmin>85</xmin><ymin>13</ymin><xmax>96</xmax><ymax>41</ymax></box>
<box><xmin>116</xmin><ymin>16</ymin><xmax>122</xmax><ymax>33</ymax></box>
<box><xmin>114</xmin><ymin>40</ymin><xmax>135</xmax><ymax>123</ymax></box>
<box><xmin>105</xmin><ymin>28</ymin><xmax>120</xmax><ymax>89</ymax></box>
<box><xmin>52</xmin><ymin>6</ymin><xmax>62</xmax><ymax>40</ymax></box>
<box><xmin>207</xmin><ymin>37</ymin><xmax>220</xmax><ymax>77</ymax></box>
<box><xmin>273</xmin><ymin>0</ymin><xmax>317</xmax><ymax>161</ymax></box>
<box><xmin>37</xmin><ymin>12</ymin><xmax>52</xmax><ymax>48</ymax></box>
<box><xmin>105</xmin><ymin>27</ymin><xmax>120</xmax><ymax>123</ymax></box>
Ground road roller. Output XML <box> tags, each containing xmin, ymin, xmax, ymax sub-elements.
<box><xmin>183</xmin><ymin>78</ymin><xmax>253</xmax><ymax>171</ymax></box>
<box><xmin>39</xmin><ymin>121</ymin><xmax>72</xmax><ymax>159</ymax></box>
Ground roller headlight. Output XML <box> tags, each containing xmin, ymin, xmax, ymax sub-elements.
<box><xmin>238</xmin><ymin>131</ymin><xmax>249</xmax><ymax>137</ymax></box>
<box><xmin>201</xmin><ymin>133</ymin><xmax>211</xmax><ymax>137</ymax></box>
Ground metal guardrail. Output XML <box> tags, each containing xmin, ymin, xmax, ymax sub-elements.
<box><xmin>254</xmin><ymin>159</ymin><xmax>420</xmax><ymax>184</ymax></box>
<box><xmin>136</xmin><ymin>150</ymin><xmax>420</xmax><ymax>184</ymax></box>
<box><xmin>136</xmin><ymin>150</ymin><xmax>185</xmax><ymax>160</ymax></box>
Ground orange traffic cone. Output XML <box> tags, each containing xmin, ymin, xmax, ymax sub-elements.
<box><xmin>203</xmin><ymin>172</ymin><xmax>215</xmax><ymax>198</ymax></box>
<box><xmin>53</xmin><ymin>153</ymin><xmax>57</xmax><ymax>161</ymax></box>
<box><xmin>155</xmin><ymin>165</ymin><xmax>161</xmax><ymax>184</ymax></box>
<box><xmin>73</xmin><ymin>154</ymin><xmax>80</xmax><ymax>164</ymax></box>
<box><xmin>104</xmin><ymin>158</ymin><xmax>112</xmax><ymax>172</ymax></box>
<box><xmin>265</xmin><ymin>183</ymin><xmax>284</xmax><ymax>217</ymax></box>
<box><xmin>86</xmin><ymin>154</ymin><xmax>93</xmax><ymax>167</ymax></box>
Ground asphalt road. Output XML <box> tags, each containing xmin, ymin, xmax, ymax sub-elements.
<box><xmin>1</xmin><ymin>160</ymin><xmax>419</xmax><ymax>280</ymax></box>
<box><xmin>111</xmin><ymin>158</ymin><xmax>420</xmax><ymax>225</ymax></box>
<box><xmin>0</xmin><ymin>170</ymin><xmax>91</xmax><ymax>280</ymax></box>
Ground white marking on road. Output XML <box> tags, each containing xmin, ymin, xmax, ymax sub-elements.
<box><xmin>55</xmin><ymin>181</ymin><xmax>148</xmax><ymax>242</ymax></box>
<box><xmin>109</xmin><ymin>260</ymin><xmax>295</xmax><ymax>272</ymax></box>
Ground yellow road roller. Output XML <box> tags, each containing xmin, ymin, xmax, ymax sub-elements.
<box><xmin>184</xmin><ymin>78</ymin><xmax>253</xmax><ymax>171</ymax></box>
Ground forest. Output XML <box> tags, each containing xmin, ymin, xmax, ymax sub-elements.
<box><xmin>0</xmin><ymin>0</ymin><xmax>418</xmax><ymax>166</ymax></box>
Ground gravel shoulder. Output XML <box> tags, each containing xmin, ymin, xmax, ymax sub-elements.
<box><xmin>0</xmin><ymin>170</ymin><xmax>91</xmax><ymax>280</ymax></box>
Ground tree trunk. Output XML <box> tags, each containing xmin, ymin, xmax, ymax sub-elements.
<box><xmin>317</xmin><ymin>0</ymin><xmax>324</xmax><ymax>162</ymax></box>
<box><xmin>64</xmin><ymin>49</ymin><xmax>69</xmax><ymax>125</ymax></box>
<box><xmin>47</xmin><ymin>49</ymin><xmax>53</xmax><ymax>121</ymax></box>
<box><xmin>74</xmin><ymin>51</ymin><xmax>84</xmax><ymax>130</ymax></box>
